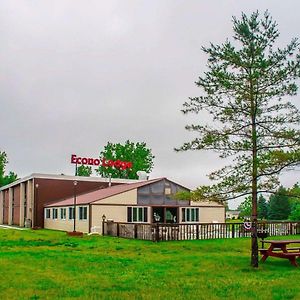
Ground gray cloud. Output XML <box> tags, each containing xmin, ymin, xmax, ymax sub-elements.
<box><xmin>1</xmin><ymin>1</ymin><xmax>300</xmax><ymax>208</ymax></box>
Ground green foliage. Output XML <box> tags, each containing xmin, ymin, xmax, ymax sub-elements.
<box><xmin>172</xmin><ymin>190</ymin><xmax>192</xmax><ymax>201</ymax></box>
<box><xmin>268</xmin><ymin>186</ymin><xmax>291</xmax><ymax>220</ymax></box>
<box><xmin>76</xmin><ymin>165</ymin><xmax>92</xmax><ymax>177</ymax></box>
<box><xmin>257</xmin><ymin>194</ymin><xmax>268</xmax><ymax>219</ymax></box>
<box><xmin>96</xmin><ymin>140</ymin><xmax>154</xmax><ymax>179</ymax></box>
<box><xmin>289</xmin><ymin>203</ymin><xmax>300</xmax><ymax>221</ymax></box>
<box><xmin>238</xmin><ymin>196</ymin><xmax>252</xmax><ymax>218</ymax></box>
<box><xmin>0</xmin><ymin>151</ymin><xmax>17</xmax><ymax>187</ymax></box>
<box><xmin>1</xmin><ymin>229</ymin><xmax>300</xmax><ymax>299</ymax></box>
<box><xmin>288</xmin><ymin>183</ymin><xmax>300</xmax><ymax>220</ymax></box>
<box><xmin>176</xmin><ymin>11</ymin><xmax>300</xmax><ymax>202</ymax></box>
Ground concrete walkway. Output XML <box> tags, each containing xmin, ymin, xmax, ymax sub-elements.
<box><xmin>0</xmin><ymin>224</ymin><xmax>28</xmax><ymax>230</ymax></box>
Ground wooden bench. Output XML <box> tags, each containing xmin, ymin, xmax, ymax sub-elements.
<box><xmin>260</xmin><ymin>247</ymin><xmax>300</xmax><ymax>252</ymax></box>
<box><xmin>259</xmin><ymin>249</ymin><xmax>300</xmax><ymax>266</ymax></box>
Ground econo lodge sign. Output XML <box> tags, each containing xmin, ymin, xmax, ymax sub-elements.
<box><xmin>71</xmin><ymin>154</ymin><xmax>132</xmax><ymax>170</ymax></box>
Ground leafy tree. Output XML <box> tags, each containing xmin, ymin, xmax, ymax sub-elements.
<box><xmin>237</xmin><ymin>196</ymin><xmax>252</xmax><ymax>218</ymax></box>
<box><xmin>287</xmin><ymin>183</ymin><xmax>300</xmax><ymax>220</ymax></box>
<box><xmin>176</xmin><ymin>11</ymin><xmax>300</xmax><ymax>267</ymax></box>
<box><xmin>96</xmin><ymin>140</ymin><xmax>154</xmax><ymax>179</ymax></box>
<box><xmin>257</xmin><ymin>194</ymin><xmax>268</xmax><ymax>219</ymax></box>
<box><xmin>289</xmin><ymin>203</ymin><xmax>300</xmax><ymax>221</ymax></box>
<box><xmin>268</xmin><ymin>186</ymin><xmax>291</xmax><ymax>220</ymax></box>
<box><xmin>77</xmin><ymin>165</ymin><xmax>92</xmax><ymax>177</ymax></box>
<box><xmin>0</xmin><ymin>151</ymin><xmax>18</xmax><ymax>187</ymax></box>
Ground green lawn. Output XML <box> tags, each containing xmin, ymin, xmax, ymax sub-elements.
<box><xmin>0</xmin><ymin>229</ymin><xmax>300</xmax><ymax>300</ymax></box>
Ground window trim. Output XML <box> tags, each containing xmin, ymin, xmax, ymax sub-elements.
<box><xmin>52</xmin><ymin>208</ymin><xmax>58</xmax><ymax>220</ymax></box>
<box><xmin>182</xmin><ymin>207</ymin><xmax>199</xmax><ymax>223</ymax></box>
<box><xmin>69</xmin><ymin>207</ymin><xmax>75</xmax><ymax>220</ymax></box>
<box><xmin>60</xmin><ymin>208</ymin><xmax>66</xmax><ymax>220</ymax></box>
<box><xmin>127</xmin><ymin>207</ymin><xmax>148</xmax><ymax>223</ymax></box>
<box><xmin>79</xmin><ymin>206</ymin><xmax>88</xmax><ymax>221</ymax></box>
<box><xmin>45</xmin><ymin>208</ymin><xmax>51</xmax><ymax>219</ymax></box>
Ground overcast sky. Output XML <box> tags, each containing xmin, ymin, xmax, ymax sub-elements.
<box><xmin>1</xmin><ymin>1</ymin><xmax>300</xmax><ymax>208</ymax></box>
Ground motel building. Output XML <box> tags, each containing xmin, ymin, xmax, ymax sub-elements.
<box><xmin>0</xmin><ymin>173</ymin><xmax>225</xmax><ymax>234</ymax></box>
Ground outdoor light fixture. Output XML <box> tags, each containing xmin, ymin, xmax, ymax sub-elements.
<box><xmin>73</xmin><ymin>181</ymin><xmax>78</xmax><ymax>232</ymax></box>
<box><xmin>102</xmin><ymin>214</ymin><xmax>106</xmax><ymax>235</ymax></box>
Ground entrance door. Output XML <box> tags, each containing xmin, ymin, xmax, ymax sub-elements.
<box><xmin>152</xmin><ymin>207</ymin><xmax>164</xmax><ymax>223</ymax></box>
<box><xmin>152</xmin><ymin>207</ymin><xmax>178</xmax><ymax>223</ymax></box>
<box><xmin>165</xmin><ymin>207</ymin><xmax>178</xmax><ymax>223</ymax></box>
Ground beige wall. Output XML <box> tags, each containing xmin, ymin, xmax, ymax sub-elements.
<box><xmin>199</xmin><ymin>207</ymin><xmax>225</xmax><ymax>223</ymax></box>
<box><xmin>91</xmin><ymin>205</ymin><xmax>129</xmax><ymax>228</ymax></box>
<box><xmin>190</xmin><ymin>200</ymin><xmax>223</xmax><ymax>207</ymax></box>
<box><xmin>93</xmin><ymin>189</ymin><xmax>137</xmax><ymax>205</ymax></box>
<box><xmin>44</xmin><ymin>206</ymin><xmax>89</xmax><ymax>233</ymax></box>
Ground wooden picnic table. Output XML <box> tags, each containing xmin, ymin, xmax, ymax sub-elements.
<box><xmin>259</xmin><ymin>239</ymin><xmax>300</xmax><ymax>267</ymax></box>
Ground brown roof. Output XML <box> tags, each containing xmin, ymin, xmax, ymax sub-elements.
<box><xmin>45</xmin><ymin>178</ymin><xmax>163</xmax><ymax>207</ymax></box>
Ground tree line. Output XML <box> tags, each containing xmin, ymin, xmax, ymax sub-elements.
<box><xmin>237</xmin><ymin>184</ymin><xmax>300</xmax><ymax>221</ymax></box>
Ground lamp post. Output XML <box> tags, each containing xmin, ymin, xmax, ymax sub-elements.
<box><xmin>34</xmin><ymin>183</ymin><xmax>39</xmax><ymax>228</ymax></box>
<box><xmin>73</xmin><ymin>181</ymin><xmax>77</xmax><ymax>232</ymax></box>
<box><xmin>102</xmin><ymin>214</ymin><xmax>106</xmax><ymax>235</ymax></box>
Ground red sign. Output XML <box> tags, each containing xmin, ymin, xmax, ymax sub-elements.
<box><xmin>71</xmin><ymin>154</ymin><xmax>132</xmax><ymax>170</ymax></box>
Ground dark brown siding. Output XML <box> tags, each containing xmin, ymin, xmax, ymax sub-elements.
<box><xmin>3</xmin><ymin>191</ymin><xmax>9</xmax><ymax>224</ymax></box>
<box><xmin>34</xmin><ymin>178</ymin><xmax>119</xmax><ymax>228</ymax></box>
<box><xmin>13</xmin><ymin>186</ymin><xmax>20</xmax><ymax>225</ymax></box>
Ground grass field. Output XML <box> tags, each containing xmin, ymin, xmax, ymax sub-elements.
<box><xmin>0</xmin><ymin>228</ymin><xmax>300</xmax><ymax>300</ymax></box>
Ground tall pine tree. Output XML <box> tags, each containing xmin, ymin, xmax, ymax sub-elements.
<box><xmin>176</xmin><ymin>11</ymin><xmax>300</xmax><ymax>267</ymax></box>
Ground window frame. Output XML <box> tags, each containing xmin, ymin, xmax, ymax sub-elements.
<box><xmin>45</xmin><ymin>208</ymin><xmax>51</xmax><ymax>219</ymax></box>
<box><xmin>60</xmin><ymin>208</ymin><xmax>66</xmax><ymax>220</ymax></box>
<box><xmin>181</xmin><ymin>207</ymin><xmax>199</xmax><ymax>223</ymax></box>
<box><xmin>69</xmin><ymin>207</ymin><xmax>75</xmax><ymax>220</ymax></box>
<box><xmin>52</xmin><ymin>208</ymin><xmax>58</xmax><ymax>220</ymax></box>
<box><xmin>127</xmin><ymin>207</ymin><xmax>148</xmax><ymax>223</ymax></box>
<box><xmin>79</xmin><ymin>206</ymin><xmax>88</xmax><ymax>220</ymax></box>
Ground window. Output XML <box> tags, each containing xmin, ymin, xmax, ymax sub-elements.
<box><xmin>69</xmin><ymin>207</ymin><xmax>75</xmax><ymax>220</ymax></box>
<box><xmin>79</xmin><ymin>207</ymin><xmax>87</xmax><ymax>220</ymax></box>
<box><xmin>182</xmin><ymin>208</ymin><xmax>199</xmax><ymax>222</ymax></box>
<box><xmin>45</xmin><ymin>209</ymin><xmax>51</xmax><ymax>219</ymax></box>
<box><xmin>127</xmin><ymin>207</ymin><xmax>148</xmax><ymax>223</ymax></box>
<box><xmin>52</xmin><ymin>208</ymin><xmax>58</xmax><ymax>219</ymax></box>
<box><xmin>60</xmin><ymin>208</ymin><xmax>66</xmax><ymax>220</ymax></box>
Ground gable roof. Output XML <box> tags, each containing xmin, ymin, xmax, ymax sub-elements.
<box><xmin>45</xmin><ymin>178</ymin><xmax>163</xmax><ymax>207</ymax></box>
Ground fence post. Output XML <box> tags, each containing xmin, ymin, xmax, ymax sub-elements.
<box><xmin>289</xmin><ymin>222</ymin><xmax>293</xmax><ymax>235</ymax></box>
<box><xmin>117</xmin><ymin>223</ymin><xmax>120</xmax><ymax>237</ymax></box>
<box><xmin>155</xmin><ymin>223</ymin><xmax>160</xmax><ymax>242</ymax></box>
<box><xmin>134</xmin><ymin>224</ymin><xmax>138</xmax><ymax>239</ymax></box>
<box><xmin>231</xmin><ymin>223</ymin><xmax>235</xmax><ymax>238</ymax></box>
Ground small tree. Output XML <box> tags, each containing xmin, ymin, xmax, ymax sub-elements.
<box><xmin>96</xmin><ymin>140</ymin><xmax>154</xmax><ymax>179</ymax></box>
<box><xmin>77</xmin><ymin>165</ymin><xmax>92</xmax><ymax>177</ymax></box>
<box><xmin>268</xmin><ymin>186</ymin><xmax>291</xmax><ymax>220</ymax></box>
<box><xmin>176</xmin><ymin>11</ymin><xmax>300</xmax><ymax>267</ymax></box>
<box><xmin>257</xmin><ymin>194</ymin><xmax>268</xmax><ymax>219</ymax></box>
<box><xmin>0</xmin><ymin>151</ymin><xmax>17</xmax><ymax>187</ymax></box>
<box><xmin>289</xmin><ymin>203</ymin><xmax>300</xmax><ymax>221</ymax></box>
<box><xmin>238</xmin><ymin>197</ymin><xmax>252</xmax><ymax>218</ymax></box>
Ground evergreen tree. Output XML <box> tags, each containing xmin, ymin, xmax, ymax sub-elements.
<box><xmin>257</xmin><ymin>194</ymin><xmax>268</xmax><ymax>219</ymax></box>
<box><xmin>0</xmin><ymin>151</ymin><xmax>17</xmax><ymax>187</ymax></box>
<box><xmin>176</xmin><ymin>11</ymin><xmax>300</xmax><ymax>267</ymax></box>
<box><xmin>268</xmin><ymin>186</ymin><xmax>291</xmax><ymax>220</ymax></box>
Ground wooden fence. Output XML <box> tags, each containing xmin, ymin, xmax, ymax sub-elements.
<box><xmin>103</xmin><ymin>221</ymin><xmax>300</xmax><ymax>242</ymax></box>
